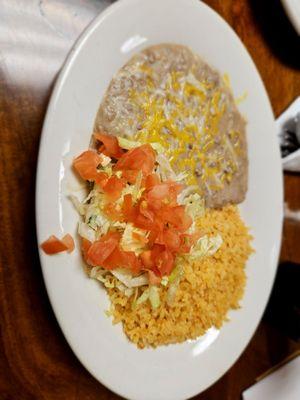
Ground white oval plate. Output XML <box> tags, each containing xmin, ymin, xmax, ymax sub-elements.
<box><xmin>36</xmin><ymin>0</ymin><xmax>283</xmax><ymax>399</ymax></box>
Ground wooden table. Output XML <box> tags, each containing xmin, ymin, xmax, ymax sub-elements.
<box><xmin>1</xmin><ymin>1</ymin><xmax>299</xmax><ymax>399</ymax></box>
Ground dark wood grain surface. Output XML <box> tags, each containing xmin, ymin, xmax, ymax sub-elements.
<box><xmin>0</xmin><ymin>1</ymin><xmax>299</xmax><ymax>399</ymax></box>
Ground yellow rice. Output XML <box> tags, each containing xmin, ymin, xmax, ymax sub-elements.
<box><xmin>106</xmin><ymin>205</ymin><xmax>252</xmax><ymax>348</ymax></box>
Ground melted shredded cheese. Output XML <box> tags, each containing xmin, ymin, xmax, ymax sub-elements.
<box><xmin>126</xmin><ymin>64</ymin><xmax>241</xmax><ymax>192</ymax></box>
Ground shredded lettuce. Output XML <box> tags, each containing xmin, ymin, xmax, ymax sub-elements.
<box><xmin>156</xmin><ymin>153</ymin><xmax>188</xmax><ymax>182</ymax></box>
<box><xmin>111</xmin><ymin>268</ymin><xmax>148</xmax><ymax>288</ymax></box>
<box><xmin>89</xmin><ymin>267</ymin><xmax>115</xmax><ymax>288</ymax></box>
<box><xmin>136</xmin><ymin>289</ymin><xmax>150</xmax><ymax>305</ymax></box>
<box><xmin>117</xmin><ymin>137</ymin><xmax>141</xmax><ymax>150</ymax></box>
<box><xmin>166</xmin><ymin>264</ymin><xmax>184</xmax><ymax>306</ymax></box>
<box><xmin>177</xmin><ymin>185</ymin><xmax>199</xmax><ymax>204</ymax></box>
<box><xmin>116</xmin><ymin>281</ymin><xmax>134</xmax><ymax>297</ymax></box>
<box><xmin>150</xmin><ymin>142</ymin><xmax>165</xmax><ymax>154</ymax></box>
<box><xmin>116</xmin><ymin>174</ymin><xmax>144</xmax><ymax>207</ymax></box>
<box><xmin>156</xmin><ymin>153</ymin><xmax>176</xmax><ymax>181</ymax></box>
<box><xmin>99</xmin><ymin>153</ymin><xmax>111</xmax><ymax>167</ymax></box>
<box><xmin>85</xmin><ymin>202</ymin><xmax>110</xmax><ymax>233</ymax></box>
<box><xmin>183</xmin><ymin>193</ymin><xmax>205</xmax><ymax>219</ymax></box>
<box><xmin>69</xmin><ymin>194</ymin><xmax>86</xmax><ymax>215</ymax></box>
<box><xmin>78</xmin><ymin>221</ymin><xmax>96</xmax><ymax>242</ymax></box>
<box><xmin>149</xmin><ymin>285</ymin><xmax>160</xmax><ymax>309</ymax></box>
<box><xmin>160</xmin><ymin>276</ymin><xmax>169</xmax><ymax>286</ymax></box>
<box><xmin>189</xmin><ymin>235</ymin><xmax>223</xmax><ymax>259</ymax></box>
<box><xmin>111</xmin><ymin>221</ymin><xmax>127</xmax><ymax>231</ymax></box>
<box><xmin>168</xmin><ymin>263</ymin><xmax>184</xmax><ymax>283</ymax></box>
<box><xmin>117</xmin><ymin>136</ymin><xmax>164</xmax><ymax>154</ymax></box>
<box><xmin>120</xmin><ymin>223</ymin><xmax>148</xmax><ymax>254</ymax></box>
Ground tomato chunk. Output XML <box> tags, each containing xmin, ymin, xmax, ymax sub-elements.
<box><xmin>103</xmin><ymin>175</ymin><xmax>125</xmax><ymax>200</ymax></box>
<box><xmin>104</xmin><ymin>203</ymin><xmax>123</xmax><ymax>221</ymax></box>
<box><xmin>61</xmin><ymin>234</ymin><xmax>75</xmax><ymax>253</ymax></box>
<box><xmin>155</xmin><ymin>249</ymin><xmax>174</xmax><ymax>276</ymax></box>
<box><xmin>94</xmin><ymin>132</ymin><xmax>123</xmax><ymax>158</ymax></box>
<box><xmin>140</xmin><ymin>250</ymin><xmax>154</xmax><ymax>269</ymax></box>
<box><xmin>86</xmin><ymin>232</ymin><xmax>120</xmax><ymax>266</ymax></box>
<box><xmin>121</xmin><ymin>169</ymin><xmax>139</xmax><ymax>184</ymax></box>
<box><xmin>73</xmin><ymin>150</ymin><xmax>102</xmax><ymax>181</ymax></box>
<box><xmin>160</xmin><ymin>205</ymin><xmax>192</xmax><ymax>231</ymax></box>
<box><xmin>81</xmin><ymin>238</ymin><xmax>92</xmax><ymax>259</ymax></box>
<box><xmin>158</xmin><ymin>228</ymin><xmax>181</xmax><ymax>252</ymax></box>
<box><xmin>115</xmin><ymin>144</ymin><xmax>155</xmax><ymax>176</ymax></box>
<box><xmin>145</xmin><ymin>173</ymin><xmax>160</xmax><ymax>189</ymax></box>
<box><xmin>103</xmin><ymin>247</ymin><xmax>141</xmax><ymax>273</ymax></box>
<box><xmin>41</xmin><ymin>235</ymin><xmax>68</xmax><ymax>255</ymax></box>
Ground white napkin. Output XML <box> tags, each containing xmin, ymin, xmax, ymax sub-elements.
<box><xmin>277</xmin><ymin>97</ymin><xmax>300</xmax><ymax>172</ymax></box>
<box><xmin>243</xmin><ymin>355</ymin><xmax>300</xmax><ymax>400</ymax></box>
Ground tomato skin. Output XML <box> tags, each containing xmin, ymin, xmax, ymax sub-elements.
<box><xmin>41</xmin><ymin>235</ymin><xmax>68</xmax><ymax>254</ymax></box>
<box><xmin>73</xmin><ymin>150</ymin><xmax>102</xmax><ymax>181</ymax></box>
<box><xmin>103</xmin><ymin>175</ymin><xmax>125</xmax><ymax>200</ymax></box>
<box><xmin>94</xmin><ymin>132</ymin><xmax>123</xmax><ymax>158</ymax></box>
<box><xmin>115</xmin><ymin>144</ymin><xmax>155</xmax><ymax>176</ymax></box>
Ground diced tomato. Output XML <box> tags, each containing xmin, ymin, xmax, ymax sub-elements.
<box><xmin>145</xmin><ymin>173</ymin><xmax>160</xmax><ymax>189</ymax></box>
<box><xmin>41</xmin><ymin>235</ymin><xmax>68</xmax><ymax>255</ymax></box>
<box><xmin>104</xmin><ymin>203</ymin><xmax>123</xmax><ymax>221</ymax></box>
<box><xmin>73</xmin><ymin>150</ymin><xmax>102</xmax><ymax>182</ymax></box>
<box><xmin>156</xmin><ymin>249</ymin><xmax>174</xmax><ymax>276</ymax></box>
<box><xmin>115</xmin><ymin>144</ymin><xmax>155</xmax><ymax>176</ymax></box>
<box><xmin>150</xmin><ymin>243</ymin><xmax>165</xmax><ymax>262</ymax></box>
<box><xmin>122</xmin><ymin>251</ymin><xmax>142</xmax><ymax>274</ymax></box>
<box><xmin>132</xmin><ymin>231</ymin><xmax>148</xmax><ymax>244</ymax></box>
<box><xmin>94</xmin><ymin>171</ymin><xmax>109</xmax><ymax>188</ymax></box>
<box><xmin>148</xmin><ymin>270</ymin><xmax>161</xmax><ymax>285</ymax></box>
<box><xmin>122</xmin><ymin>193</ymin><xmax>137</xmax><ymax>221</ymax></box>
<box><xmin>159</xmin><ymin>228</ymin><xmax>181</xmax><ymax>252</ymax></box>
<box><xmin>122</xmin><ymin>169</ymin><xmax>139</xmax><ymax>184</ymax></box>
<box><xmin>86</xmin><ymin>231</ymin><xmax>120</xmax><ymax>266</ymax></box>
<box><xmin>146</xmin><ymin>181</ymin><xmax>182</xmax><ymax>203</ymax></box>
<box><xmin>133</xmin><ymin>213</ymin><xmax>156</xmax><ymax>231</ymax></box>
<box><xmin>103</xmin><ymin>175</ymin><xmax>125</xmax><ymax>200</ymax></box>
<box><xmin>160</xmin><ymin>205</ymin><xmax>192</xmax><ymax>231</ymax></box>
<box><xmin>138</xmin><ymin>200</ymin><xmax>155</xmax><ymax>222</ymax></box>
<box><xmin>94</xmin><ymin>132</ymin><xmax>123</xmax><ymax>158</ymax></box>
<box><xmin>140</xmin><ymin>250</ymin><xmax>154</xmax><ymax>269</ymax></box>
<box><xmin>61</xmin><ymin>234</ymin><xmax>75</xmax><ymax>253</ymax></box>
<box><xmin>147</xmin><ymin>229</ymin><xmax>159</xmax><ymax>247</ymax></box>
<box><xmin>103</xmin><ymin>246</ymin><xmax>125</xmax><ymax>270</ymax></box>
<box><xmin>81</xmin><ymin>238</ymin><xmax>92</xmax><ymax>259</ymax></box>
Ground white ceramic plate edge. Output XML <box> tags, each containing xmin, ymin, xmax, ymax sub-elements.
<box><xmin>36</xmin><ymin>1</ymin><xmax>283</xmax><ymax>399</ymax></box>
